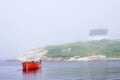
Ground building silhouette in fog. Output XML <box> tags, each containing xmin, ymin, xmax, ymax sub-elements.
<box><xmin>89</xmin><ymin>29</ymin><xmax>108</xmax><ymax>41</ymax></box>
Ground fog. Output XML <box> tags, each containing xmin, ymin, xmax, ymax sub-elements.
<box><xmin>0</xmin><ymin>0</ymin><xmax>120</xmax><ymax>59</ymax></box>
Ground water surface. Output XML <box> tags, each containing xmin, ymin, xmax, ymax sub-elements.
<box><xmin>0</xmin><ymin>61</ymin><xmax>120</xmax><ymax>80</ymax></box>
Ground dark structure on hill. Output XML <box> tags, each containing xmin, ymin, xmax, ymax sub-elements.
<box><xmin>89</xmin><ymin>29</ymin><xmax>108</xmax><ymax>40</ymax></box>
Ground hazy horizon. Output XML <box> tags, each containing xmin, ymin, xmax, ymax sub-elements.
<box><xmin>0</xmin><ymin>0</ymin><xmax>120</xmax><ymax>59</ymax></box>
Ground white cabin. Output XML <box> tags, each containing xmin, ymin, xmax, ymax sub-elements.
<box><xmin>89</xmin><ymin>29</ymin><xmax>108</xmax><ymax>41</ymax></box>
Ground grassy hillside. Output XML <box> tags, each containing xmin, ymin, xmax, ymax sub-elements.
<box><xmin>45</xmin><ymin>40</ymin><xmax>120</xmax><ymax>58</ymax></box>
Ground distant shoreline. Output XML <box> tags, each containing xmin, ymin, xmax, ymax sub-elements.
<box><xmin>43</xmin><ymin>56</ymin><xmax>120</xmax><ymax>62</ymax></box>
<box><xmin>45</xmin><ymin>40</ymin><xmax>120</xmax><ymax>59</ymax></box>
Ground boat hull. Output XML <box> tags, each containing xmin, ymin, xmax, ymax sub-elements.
<box><xmin>22</xmin><ymin>62</ymin><xmax>41</xmax><ymax>70</ymax></box>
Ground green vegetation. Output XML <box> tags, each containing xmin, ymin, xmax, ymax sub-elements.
<box><xmin>45</xmin><ymin>40</ymin><xmax>120</xmax><ymax>58</ymax></box>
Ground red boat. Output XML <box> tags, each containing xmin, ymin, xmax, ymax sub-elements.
<box><xmin>17</xmin><ymin>48</ymin><xmax>48</xmax><ymax>70</ymax></box>
<box><xmin>22</xmin><ymin>61</ymin><xmax>41</xmax><ymax>70</ymax></box>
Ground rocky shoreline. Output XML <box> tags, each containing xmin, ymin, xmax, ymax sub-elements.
<box><xmin>43</xmin><ymin>55</ymin><xmax>120</xmax><ymax>61</ymax></box>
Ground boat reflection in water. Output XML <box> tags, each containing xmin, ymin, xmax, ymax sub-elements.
<box><xmin>22</xmin><ymin>68</ymin><xmax>42</xmax><ymax>80</ymax></box>
<box><xmin>23</xmin><ymin>68</ymin><xmax>41</xmax><ymax>75</ymax></box>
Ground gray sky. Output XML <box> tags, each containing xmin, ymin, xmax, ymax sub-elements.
<box><xmin>0</xmin><ymin>0</ymin><xmax>120</xmax><ymax>59</ymax></box>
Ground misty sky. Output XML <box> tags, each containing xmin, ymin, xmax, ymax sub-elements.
<box><xmin>0</xmin><ymin>0</ymin><xmax>120</xmax><ymax>59</ymax></box>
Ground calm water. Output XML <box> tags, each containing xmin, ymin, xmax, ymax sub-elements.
<box><xmin>0</xmin><ymin>61</ymin><xmax>120</xmax><ymax>80</ymax></box>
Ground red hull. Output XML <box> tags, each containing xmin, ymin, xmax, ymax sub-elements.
<box><xmin>22</xmin><ymin>62</ymin><xmax>41</xmax><ymax>70</ymax></box>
